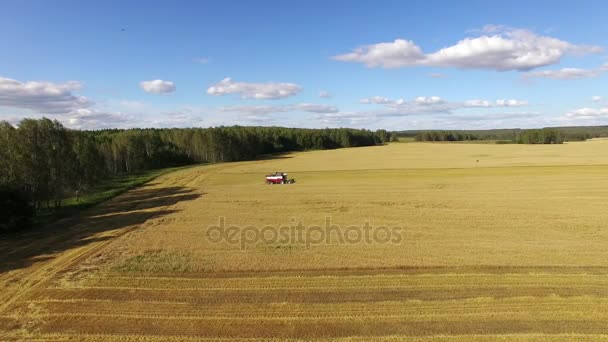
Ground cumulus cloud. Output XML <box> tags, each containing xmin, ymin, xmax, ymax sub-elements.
<box><xmin>592</xmin><ymin>96</ymin><xmax>603</xmax><ymax>102</ymax></box>
<box><xmin>0</xmin><ymin>76</ymin><xmax>91</xmax><ymax>113</ymax></box>
<box><xmin>361</xmin><ymin>96</ymin><xmax>527</xmax><ymax>113</ymax></box>
<box><xmin>207</xmin><ymin>78</ymin><xmax>302</xmax><ymax>100</ymax></box>
<box><xmin>464</xmin><ymin>99</ymin><xmax>528</xmax><ymax>107</ymax></box>
<box><xmin>219</xmin><ymin>103</ymin><xmax>338</xmax><ymax>115</ymax></box>
<box><xmin>140</xmin><ymin>79</ymin><xmax>176</xmax><ymax>94</ymax></box>
<box><xmin>522</xmin><ymin>64</ymin><xmax>608</xmax><ymax>80</ymax></box>
<box><xmin>414</xmin><ymin>96</ymin><xmax>445</xmax><ymax>105</ymax></box>
<box><xmin>495</xmin><ymin>99</ymin><xmax>528</xmax><ymax>107</ymax></box>
<box><xmin>333</xmin><ymin>26</ymin><xmax>601</xmax><ymax>71</ymax></box>
<box><xmin>464</xmin><ymin>99</ymin><xmax>492</xmax><ymax>107</ymax></box>
<box><xmin>147</xmin><ymin>112</ymin><xmax>205</xmax><ymax>128</ymax></box>
<box><xmin>360</xmin><ymin>96</ymin><xmax>396</xmax><ymax>104</ymax></box>
<box><xmin>451</xmin><ymin>112</ymin><xmax>541</xmax><ymax>121</ymax></box>
<box><xmin>64</xmin><ymin>108</ymin><xmax>132</xmax><ymax>129</ymax></box>
<box><xmin>319</xmin><ymin>91</ymin><xmax>332</xmax><ymax>98</ymax></box>
<box><xmin>219</xmin><ymin>105</ymin><xmax>288</xmax><ymax>116</ymax></box>
<box><xmin>294</xmin><ymin>103</ymin><xmax>338</xmax><ymax>113</ymax></box>
<box><xmin>334</xmin><ymin>39</ymin><xmax>425</xmax><ymax>68</ymax></box>
<box><xmin>565</xmin><ymin>107</ymin><xmax>608</xmax><ymax>118</ymax></box>
<box><xmin>314</xmin><ymin>112</ymin><xmax>377</xmax><ymax>126</ymax></box>
<box><xmin>119</xmin><ymin>100</ymin><xmax>147</xmax><ymax>110</ymax></box>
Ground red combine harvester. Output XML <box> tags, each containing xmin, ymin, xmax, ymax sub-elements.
<box><xmin>265</xmin><ymin>172</ymin><xmax>295</xmax><ymax>184</ymax></box>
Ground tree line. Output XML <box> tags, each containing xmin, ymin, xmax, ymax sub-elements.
<box><xmin>398</xmin><ymin>125</ymin><xmax>608</xmax><ymax>142</ymax></box>
<box><xmin>0</xmin><ymin>118</ymin><xmax>390</xmax><ymax>232</ymax></box>
<box><xmin>414</xmin><ymin>131</ymin><xmax>480</xmax><ymax>142</ymax></box>
<box><xmin>515</xmin><ymin>128</ymin><xmax>564</xmax><ymax>144</ymax></box>
<box><xmin>413</xmin><ymin>129</ymin><xmax>564</xmax><ymax>144</ymax></box>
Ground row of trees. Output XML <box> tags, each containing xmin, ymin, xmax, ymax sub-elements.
<box><xmin>515</xmin><ymin>128</ymin><xmax>564</xmax><ymax>144</ymax></box>
<box><xmin>410</xmin><ymin>129</ymin><xmax>565</xmax><ymax>144</ymax></box>
<box><xmin>397</xmin><ymin>125</ymin><xmax>608</xmax><ymax>142</ymax></box>
<box><xmin>0</xmin><ymin>118</ymin><xmax>390</xmax><ymax>231</ymax></box>
<box><xmin>414</xmin><ymin>131</ymin><xmax>480</xmax><ymax>142</ymax></box>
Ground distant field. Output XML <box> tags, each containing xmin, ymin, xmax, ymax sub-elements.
<box><xmin>2</xmin><ymin>140</ymin><xmax>608</xmax><ymax>340</ymax></box>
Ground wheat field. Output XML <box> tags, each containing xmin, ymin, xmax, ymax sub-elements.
<box><xmin>3</xmin><ymin>140</ymin><xmax>608</xmax><ymax>340</ymax></box>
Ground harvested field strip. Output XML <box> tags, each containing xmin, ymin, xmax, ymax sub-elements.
<box><xmin>16</xmin><ymin>333</ymin><xmax>608</xmax><ymax>342</ymax></box>
<box><xmin>28</xmin><ymin>297</ymin><xmax>608</xmax><ymax>318</ymax></box>
<box><xmin>28</xmin><ymin>286</ymin><xmax>608</xmax><ymax>303</ymax></box>
<box><xmin>55</xmin><ymin>284</ymin><xmax>608</xmax><ymax>292</ymax></box>
<box><xmin>27</xmin><ymin>311</ymin><xmax>608</xmax><ymax>321</ymax></box>
<box><xmin>34</xmin><ymin>315</ymin><xmax>608</xmax><ymax>337</ymax></box>
<box><xmin>105</xmin><ymin>265</ymin><xmax>608</xmax><ymax>278</ymax></box>
<box><xmin>81</xmin><ymin>273</ymin><xmax>608</xmax><ymax>289</ymax></box>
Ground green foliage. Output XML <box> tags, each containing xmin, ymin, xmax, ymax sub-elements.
<box><xmin>0</xmin><ymin>118</ymin><xmax>387</xmax><ymax>232</ymax></box>
<box><xmin>516</xmin><ymin>128</ymin><xmax>564</xmax><ymax>144</ymax></box>
<box><xmin>395</xmin><ymin>125</ymin><xmax>608</xmax><ymax>142</ymax></box>
<box><xmin>35</xmin><ymin>167</ymin><xmax>180</xmax><ymax>227</ymax></box>
<box><xmin>415</xmin><ymin>131</ymin><xmax>480</xmax><ymax>142</ymax></box>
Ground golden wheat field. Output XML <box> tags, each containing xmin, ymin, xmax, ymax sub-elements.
<box><xmin>3</xmin><ymin>140</ymin><xmax>608</xmax><ymax>341</ymax></box>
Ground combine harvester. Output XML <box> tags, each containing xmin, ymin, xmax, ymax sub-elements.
<box><xmin>265</xmin><ymin>172</ymin><xmax>295</xmax><ymax>184</ymax></box>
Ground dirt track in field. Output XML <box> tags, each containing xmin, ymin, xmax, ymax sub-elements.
<box><xmin>3</xmin><ymin>143</ymin><xmax>608</xmax><ymax>340</ymax></box>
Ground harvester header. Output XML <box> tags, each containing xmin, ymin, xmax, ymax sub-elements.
<box><xmin>265</xmin><ymin>172</ymin><xmax>295</xmax><ymax>184</ymax></box>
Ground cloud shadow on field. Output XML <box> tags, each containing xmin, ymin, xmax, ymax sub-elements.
<box><xmin>0</xmin><ymin>186</ymin><xmax>203</xmax><ymax>275</ymax></box>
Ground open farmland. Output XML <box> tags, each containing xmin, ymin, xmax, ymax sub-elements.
<box><xmin>3</xmin><ymin>140</ymin><xmax>608</xmax><ymax>340</ymax></box>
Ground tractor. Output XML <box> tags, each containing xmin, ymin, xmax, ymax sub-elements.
<box><xmin>265</xmin><ymin>172</ymin><xmax>295</xmax><ymax>184</ymax></box>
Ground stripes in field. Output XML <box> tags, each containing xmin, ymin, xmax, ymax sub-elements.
<box><xmin>9</xmin><ymin>268</ymin><xmax>608</xmax><ymax>338</ymax></box>
<box><xmin>34</xmin><ymin>315</ymin><xmax>608</xmax><ymax>338</ymax></box>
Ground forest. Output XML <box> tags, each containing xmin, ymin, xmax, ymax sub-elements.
<box><xmin>400</xmin><ymin>125</ymin><xmax>608</xmax><ymax>142</ymax></box>
<box><xmin>413</xmin><ymin>128</ymin><xmax>564</xmax><ymax>144</ymax></box>
<box><xmin>0</xmin><ymin>118</ymin><xmax>389</xmax><ymax>232</ymax></box>
<box><xmin>514</xmin><ymin>128</ymin><xmax>564</xmax><ymax>144</ymax></box>
<box><xmin>414</xmin><ymin>131</ymin><xmax>480</xmax><ymax>142</ymax></box>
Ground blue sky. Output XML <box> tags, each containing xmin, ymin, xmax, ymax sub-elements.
<box><xmin>1</xmin><ymin>0</ymin><xmax>607</xmax><ymax>130</ymax></box>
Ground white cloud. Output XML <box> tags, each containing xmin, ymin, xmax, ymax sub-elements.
<box><xmin>118</xmin><ymin>100</ymin><xmax>147</xmax><ymax>110</ymax></box>
<box><xmin>0</xmin><ymin>76</ymin><xmax>91</xmax><ymax>113</ymax></box>
<box><xmin>414</xmin><ymin>96</ymin><xmax>444</xmax><ymax>105</ymax></box>
<box><xmin>495</xmin><ymin>99</ymin><xmax>528</xmax><ymax>107</ymax></box>
<box><xmin>147</xmin><ymin>112</ymin><xmax>205</xmax><ymax>128</ymax></box>
<box><xmin>361</xmin><ymin>96</ymin><xmax>527</xmax><ymax>114</ymax></box>
<box><xmin>219</xmin><ymin>103</ymin><xmax>338</xmax><ymax>115</ymax></box>
<box><xmin>464</xmin><ymin>99</ymin><xmax>492</xmax><ymax>107</ymax></box>
<box><xmin>334</xmin><ymin>39</ymin><xmax>425</xmax><ymax>68</ymax></box>
<box><xmin>522</xmin><ymin>66</ymin><xmax>606</xmax><ymax>80</ymax></box>
<box><xmin>451</xmin><ymin>111</ymin><xmax>541</xmax><ymax>121</ymax></box>
<box><xmin>207</xmin><ymin>77</ymin><xmax>302</xmax><ymax>100</ymax></box>
<box><xmin>314</xmin><ymin>112</ymin><xmax>378</xmax><ymax>126</ymax></box>
<box><xmin>465</xmin><ymin>99</ymin><xmax>528</xmax><ymax>107</ymax></box>
<box><xmin>333</xmin><ymin>27</ymin><xmax>601</xmax><ymax>71</ymax></box>
<box><xmin>140</xmin><ymin>79</ymin><xmax>176</xmax><ymax>94</ymax></box>
<box><xmin>294</xmin><ymin>103</ymin><xmax>338</xmax><ymax>113</ymax></box>
<box><xmin>360</xmin><ymin>96</ymin><xmax>396</xmax><ymax>104</ymax></box>
<box><xmin>592</xmin><ymin>96</ymin><xmax>603</xmax><ymax>102</ymax></box>
<box><xmin>0</xmin><ymin>115</ymin><xmax>23</xmax><ymax>126</ymax></box>
<box><xmin>565</xmin><ymin>107</ymin><xmax>608</xmax><ymax>118</ymax></box>
<box><xmin>64</xmin><ymin>108</ymin><xmax>132</xmax><ymax>129</ymax></box>
<box><xmin>240</xmin><ymin>115</ymin><xmax>275</xmax><ymax>124</ymax></box>
<box><xmin>319</xmin><ymin>91</ymin><xmax>332</xmax><ymax>98</ymax></box>
<box><xmin>219</xmin><ymin>105</ymin><xmax>288</xmax><ymax>116</ymax></box>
